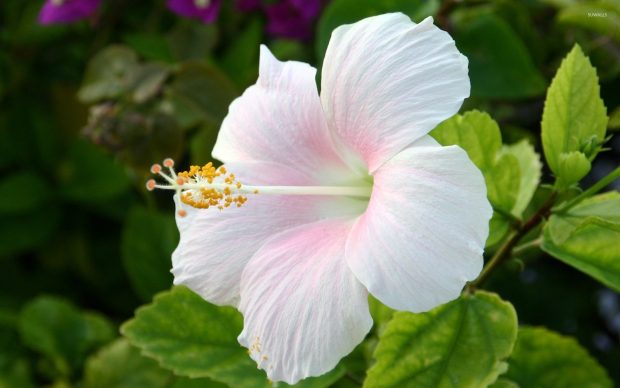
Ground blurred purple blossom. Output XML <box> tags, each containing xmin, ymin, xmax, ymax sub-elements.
<box><xmin>237</xmin><ymin>0</ymin><xmax>325</xmax><ymax>40</ymax></box>
<box><xmin>167</xmin><ymin>0</ymin><xmax>222</xmax><ymax>23</ymax></box>
<box><xmin>38</xmin><ymin>0</ymin><xmax>101</xmax><ymax>25</ymax></box>
<box><xmin>265</xmin><ymin>0</ymin><xmax>320</xmax><ymax>40</ymax></box>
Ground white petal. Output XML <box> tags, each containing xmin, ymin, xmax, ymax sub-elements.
<box><xmin>238</xmin><ymin>219</ymin><xmax>372</xmax><ymax>384</ymax></box>
<box><xmin>213</xmin><ymin>45</ymin><xmax>352</xmax><ymax>184</ymax></box>
<box><xmin>346</xmin><ymin>136</ymin><xmax>492</xmax><ymax>312</ymax></box>
<box><xmin>172</xmin><ymin>161</ymin><xmax>363</xmax><ymax>307</ymax></box>
<box><xmin>321</xmin><ymin>14</ymin><xmax>470</xmax><ymax>172</ymax></box>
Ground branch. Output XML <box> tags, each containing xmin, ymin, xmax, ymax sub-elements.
<box><xmin>469</xmin><ymin>192</ymin><xmax>557</xmax><ymax>289</ymax></box>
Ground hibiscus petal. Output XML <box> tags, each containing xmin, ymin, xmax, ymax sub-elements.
<box><xmin>172</xmin><ymin>161</ymin><xmax>364</xmax><ymax>307</ymax></box>
<box><xmin>238</xmin><ymin>219</ymin><xmax>372</xmax><ymax>384</ymax></box>
<box><xmin>321</xmin><ymin>14</ymin><xmax>470</xmax><ymax>172</ymax></box>
<box><xmin>213</xmin><ymin>45</ymin><xmax>352</xmax><ymax>184</ymax></box>
<box><xmin>346</xmin><ymin>136</ymin><xmax>492</xmax><ymax>312</ymax></box>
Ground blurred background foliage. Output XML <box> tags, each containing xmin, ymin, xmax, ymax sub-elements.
<box><xmin>0</xmin><ymin>0</ymin><xmax>619</xmax><ymax>386</ymax></box>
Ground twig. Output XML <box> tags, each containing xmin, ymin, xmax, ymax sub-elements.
<box><xmin>469</xmin><ymin>192</ymin><xmax>557</xmax><ymax>288</ymax></box>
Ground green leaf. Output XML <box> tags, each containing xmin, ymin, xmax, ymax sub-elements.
<box><xmin>542</xmin><ymin>192</ymin><xmax>620</xmax><ymax>291</ymax></box>
<box><xmin>218</xmin><ymin>18</ymin><xmax>263</xmax><ymax>88</ymax></box>
<box><xmin>364</xmin><ymin>291</ymin><xmax>518</xmax><ymax>388</ymax></box>
<box><xmin>167</xmin><ymin>23</ymin><xmax>217</xmax><ymax>61</ymax></box>
<box><xmin>19</xmin><ymin>296</ymin><xmax>115</xmax><ymax>377</ymax></box>
<box><xmin>556</xmin><ymin>151</ymin><xmax>592</xmax><ymax>189</ymax></box>
<box><xmin>131</xmin><ymin>63</ymin><xmax>170</xmax><ymax>104</ymax></box>
<box><xmin>0</xmin><ymin>206</ymin><xmax>61</xmax><ymax>256</ymax></box>
<box><xmin>431</xmin><ymin>111</ymin><xmax>520</xmax><ymax>214</ymax></box>
<box><xmin>78</xmin><ymin>45</ymin><xmax>139</xmax><ymax>103</ymax></box>
<box><xmin>83</xmin><ymin>339</ymin><xmax>171</xmax><ymax>388</ymax></box>
<box><xmin>0</xmin><ymin>171</ymin><xmax>51</xmax><ymax>215</ymax></box>
<box><xmin>501</xmin><ymin>140</ymin><xmax>542</xmax><ymax>217</ymax></box>
<box><xmin>453</xmin><ymin>12</ymin><xmax>547</xmax><ymax>99</ymax></box>
<box><xmin>121</xmin><ymin>207</ymin><xmax>176</xmax><ymax>301</ymax></box>
<box><xmin>124</xmin><ymin>33</ymin><xmax>175</xmax><ymax>63</ymax></box>
<box><xmin>609</xmin><ymin>105</ymin><xmax>620</xmax><ymax>130</ymax></box>
<box><xmin>121</xmin><ymin>286</ymin><xmax>271</xmax><ymax>388</ymax></box>
<box><xmin>316</xmin><ymin>0</ymin><xmax>439</xmax><ymax>62</ymax></box>
<box><xmin>558</xmin><ymin>1</ymin><xmax>620</xmax><ymax>44</ymax></box>
<box><xmin>58</xmin><ymin>139</ymin><xmax>130</xmax><ymax>204</ymax></box>
<box><xmin>165</xmin><ymin>62</ymin><xmax>237</xmax><ymax>129</ymax></box>
<box><xmin>541</xmin><ymin>44</ymin><xmax>607</xmax><ymax>186</ymax></box>
<box><xmin>498</xmin><ymin>327</ymin><xmax>612</xmax><ymax>388</ymax></box>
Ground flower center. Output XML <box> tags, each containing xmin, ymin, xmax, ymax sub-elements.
<box><xmin>193</xmin><ymin>0</ymin><xmax>211</xmax><ymax>8</ymax></box>
<box><xmin>147</xmin><ymin>158</ymin><xmax>372</xmax><ymax>217</ymax></box>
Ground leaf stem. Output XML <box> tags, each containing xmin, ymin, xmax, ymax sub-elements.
<box><xmin>469</xmin><ymin>192</ymin><xmax>557</xmax><ymax>288</ymax></box>
<box><xmin>512</xmin><ymin>237</ymin><xmax>542</xmax><ymax>257</ymax></box>
<box><xmin>553</xmin><ymin>165</ymin><xmax>620</xmax><ymax>213</ymax></box>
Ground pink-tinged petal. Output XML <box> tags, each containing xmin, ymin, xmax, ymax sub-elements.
<box><xmin>38</xmin><ymin>0</ymin><xmax>101</xmax><ymax>25</ymax></box>
<box><xmin>346</xmin><ymin>136</ymin><xmax>492</xmax><ymax>312</ymax></box>
<box><xmin>238</xmin><ymin>219</ymin><xmax>372</xmax><ymax>384</ymax></box>
<box><xmin>321</xmin><ymin>14</ymin><xmax>470</xmax><ymax>172</ymax></box>
<box><xmin>213</xmin><ymin>45</ymin><xmax>353</xmax><ymax>185</ymax></box>
<box><xmin>172</xmin><ymin>161</ymin><xmax>365</xmax><ymax>307</ymax></box>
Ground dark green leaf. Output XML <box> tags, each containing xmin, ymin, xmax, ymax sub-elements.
<box><xmin>83</xmin><ymin>339</ymin><xmax>172</xmax><ymax>388</ymax></box>
<box><xmin>19</xmin><ymin>296</ymin><xmax>115</xmax><ymax>376</ymax></box>
<box><xmin>121</xmin><ymin>286</ymin><xmax>271</xmax><ymax>388</ymax></box>
<box><xmin>454</xmin><ymin>12</ymin><xmax>547</xmax><ymax>99</ymax></box>
<box><xmin>498</xmin><ymin>327</ymin><xmax>612</xmax><ymax>387</ymax></box>
<box><xmin>558</xmin><ymin>1</ymin><xmax>620</xmax><ymax>44</ymax></box>
<box><xmin>58</xmin><ymin>139</ymin><xmax>130</xmax><ymax>204</ymax></box>
<box><xmin>0</xmin><ymin>171</ymin><xmax>51</xmax><ymax>215</ymax></box>
<box><xmin>364</xmin><ymin>291</ymin><xmax>518</xmax><ymax>387</ymax></box>
<box><xmin>121</xmin><ymin>207</ymin><xmax>176</xmax><ymax>301</ymax></box>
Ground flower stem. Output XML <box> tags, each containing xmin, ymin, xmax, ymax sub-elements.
<box><xmin>469</xmin><ymin>192</ymin><xmax>557</xmax><ymax>289</ymax></box>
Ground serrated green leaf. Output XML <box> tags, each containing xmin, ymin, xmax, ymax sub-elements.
<box><xmin>19</xmin><ymin>296</ymin><xmax>115</xmax><ymax>377</ymax></box>
<box><xmin>542</xmin><ymin>192</ymin><xmax>620</xmax><ymax>291</ymax></box>
<box><xmin>121</xmin><ymin>207</ymin><xmax>176</xmax><ymax>301</ymax></box>
<box><xmin>121</xmin><ymin>286</ymin><xmax>271</xmax><ymax>388</ymax></box>
<box><xmin>541</xmin><ymin>44</ymin><xmax>607</xmax><ymax>186</ymax></box>
<box><xmin>453</xmin><ymin>12</ymin><xmax>547</xmax><ymax>99</ymax></box>
<box><xmin>0</xmin><ymin>171</ymin><xmax>51</xmax><ymax>215</ymax></box>
<box><xmin>364</xmin><ymin>291</ymin><xmax>518</xmax><ymax>388</ymax></box>
<box><xmin>84</xmin><ymin>339</ymin><xmax>171</xmax><ymax>388</ymax></box>
<box><xmin>78</xmin><ymin>45</ymin><xmax>139</xmax><ymax>103</ymax></box>
<box><xmin>501</xmin><ymin>140</ymin><xmax>542</xmax><ymax>217</ymax></box>
<box><xmin>431</xmin><ymin>111</ymin><xmax>520</xmax><ymax>213</ymax></box>
<box><xmin>499</xmin><ymin>327</ymin><xmax>612</xmax><ymax>388</ymax></box>
<box><xmin>316</xmin><ymin>0</ymin><xmax>439</xmax><ymax>62</ymax></box>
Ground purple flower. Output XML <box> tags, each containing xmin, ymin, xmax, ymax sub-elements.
<box><xmin>38</xmin><ymin>0</ymin><xmax>101</xmax><ymax>25</ymax></box>
<box><xmin>167</xmin><ymin>0</ymin><xmax>222</xmax><ymax>24</ymax></box>
<box><xmin>264</xmin><ymin>0</ymin><xmax>323</xmax><ymax>40</ymax></box>
<box><xmin>236</xmin><ymin>0</ymin><xmax>261</xmax><ymax>12</ymax></box>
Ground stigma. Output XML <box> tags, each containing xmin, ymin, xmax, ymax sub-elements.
<box><xmin>146</xmin><ymin>158</ymin><xmax>250</xmax><ymax>217</ymax></box>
